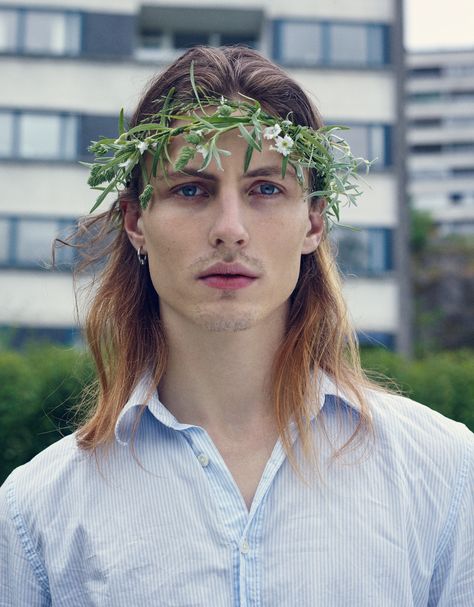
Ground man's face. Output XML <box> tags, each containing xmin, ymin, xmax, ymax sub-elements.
<box><xmin>125</xmin><ymin>129</ymin><xmax>323</xmax><ymax>333</ymax></box>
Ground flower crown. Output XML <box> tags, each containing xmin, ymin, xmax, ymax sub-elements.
<box><xmin>85</xmin><ymin>69</ymin><xmax>372</xmax><ymax>227</ymax></box>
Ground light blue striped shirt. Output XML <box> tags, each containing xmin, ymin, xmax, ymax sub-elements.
<box><xmin>1</xmin><ymin>376</ymin><xmax>473</xmax><ymax>606</ymax></box>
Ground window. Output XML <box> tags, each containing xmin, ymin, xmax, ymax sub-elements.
<box><xmin>336</xmin><ymin>124</ymin><xmax>391</xmax><ymax>168</ymax></box>
<box><xmin>0</xmin><ymin>111</ymin><xmax>118</xmax><ymax>162</ymax></box>
<box><xmin>0</xmin><ymin>113</ymin><xmax>14</xmax><ymax>157</ymax></box>
<box><xmin>358</xmin><ymin>332</ymin><xmax>395</xmax><ymax>349</ymax></box>
<box><xmin>0</xmin><ymin>8</ymin><xmax>81</xmax><ymax>56</ymax></box>
<box><xmin>408</xmin><ymin>67</ymin><xmax>441</xmax><ymax>78</ymax></box>
<box><xmin>0</xmin><ymin>9</ymin><xmax>18</xmax><ymax>52</ymax></box>
<box><xmin>329</xmin><ymin>24</ymin><xmax>368</xmax><ymax>65</ymax></box>
<box><xmin>0</xmin><ymin>215</ymin><xmax>76</xmax><ymax>270</ymax></box>
<box><xmin>409</xmin><ymin>118</ymin><xmax>442</xmax><ymax>128</ymax></box>
<box><xmin>0</xmin><ymin>218</ymin><xmax>10</xmax><ymax>263</ymax></box>
<box><xmin>332</xmin><ymin>227</ymin><xmax>393</xmax><ymax>276</ymax></box>
<box><xmin>14</xmin><ymin>112</ymin><xmax>77</xmax><ymax>160</ymax></box>
<box><xmin>279</xmin><ymin>22</ymin><xmax>323</xmax><ymax>66</ymax></box>
<box><xmin>409</xmin><ymin>92</ymin><xmax>442</xmax><ymax>103</ymax></box>
<box><xmin>274</xmin><ymin>20</ymin><xmax>389</xmax><ymax>68</ymax></box>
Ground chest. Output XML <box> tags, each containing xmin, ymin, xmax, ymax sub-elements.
<box><xmin>40</xmin><ymin>458</ymin><xmax>437</xmax><ymax>607</ymax></box>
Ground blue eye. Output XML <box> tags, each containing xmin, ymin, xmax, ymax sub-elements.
<box><xmin>177</xmin><ymin>184</ymin><xmax>202</xmax><ymax>197</ymax></box>
<box><xmin>256</xmin><ymin>183</ymin><xmax>281</xmax><ymax>196</ymax></box>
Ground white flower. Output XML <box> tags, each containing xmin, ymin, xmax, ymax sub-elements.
<box><xmin>119</xmin><ymin>158</ymin><xmax>134</xmax><ymax>172</ymax></box>
<box><xmin>272</xmin><ymin>135</ymin><xmax>294</xmax><ymax>157</ymax></box>
<box><xmin>196</xmin><ymin>144</ymin><xmax>208</xmax><ymax>157</ymax></box>
<box><xmin>263</xmin><ymin>124</ymin><xmax>282</xmax><ymax>140</ymax></box>
<box><xmin>137</xmin><ymin>141</ymin><xmax>148</xmax><ymax>155</ymax></box>
<box><xmin>220</xmin><ymin>95</ymin><xmax>226</xmax><ymax>105</ymax></box>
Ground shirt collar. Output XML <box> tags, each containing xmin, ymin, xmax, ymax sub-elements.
<box><xmin>114</xmin><ymin>370</ymin><xmax>361</xmax><ymax>446</ymax></box>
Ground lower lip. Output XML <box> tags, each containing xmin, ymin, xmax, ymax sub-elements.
<box><xmin>199</xmin><ymin>275</ymin><xmax>257</xmax><ymax>290</ymax></box>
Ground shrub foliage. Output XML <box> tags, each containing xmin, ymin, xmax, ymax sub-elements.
<box><xmin>1</xmin><ymin>346</ymin><xmax>473</xmax><ymax>484</ymax></box>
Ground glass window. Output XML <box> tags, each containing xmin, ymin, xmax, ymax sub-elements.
<box><xmin>221</xmin><ymin>33</ymin><xmax>256</xmax><ymax>48</ymax></box>
<box><xmin>343</xmin><ymin>126</ymin><xmax>370</xmax><ymax>160</ymax></box>
<box><xmin>54</xmin><ymin>222</ymin><xmax>76</xmax><ymax>267</ymax></box>
<box><xmin>16</xmin><ymin>219</ymin><xmax>57</xmax><ymax>266</ymax></box>
<box><xmin>370</xmin><ymin>126</ymin><xmax>386</xmax><ymax>166</ymax></box>
<box><xmin>174</xmin><ymin>32</ymin><xmax>209</xmax><ymax>49</ymax></box>
<box><xmin>24</xmin><ymin>11</ymin><xmax>80</xmax><ymax>55</ymax></box>
<box><xmin>0</xmin><ymin>10</ymin><xmax>18</xmax><ymax>52</ymax></box>
<box><xmin>334</xmin><ymin>230</ymin><xmax>369</xmax><ymax>275</ymax></box>
<box><xmin>279</xmin><ymin>22</ymin><xmax>322</xmax><ymax>65</ymax></box>
<box><xmin>329</xmin><ymin>24</ymin><xmax>368</xmax><ymax>65</ymax></box>
<box><xmin>367</xmin><ymin>26</ymin><xmax>386</xmax><ymax>65</ymax></box>
<box><xmin>19</xmin><ymin>114</ymin><xmax>62</xmax><ymax>159</ymax></box>
<box><xmin>0</xmin><ymin>218</ymin><xmax>10</xmax><ymax>264</ymax></box>
<box><xmin>0</xmin><ymin>112</ymin><xmax>14</xmax><ymax>157</ymax></box>
<box><xmin>333</xmin><ymin>228</ymin><xmax>392</xmax><ymax>275</ymax></box>
<box><xmin>61</xmin><ymin>115</ymin><xmax>78</xmax><ymax>160</ymax></box>
<box><xmin>17</xmin><ymin>113</ymin><xmax>77</xmax><ymax>160</ymax></box>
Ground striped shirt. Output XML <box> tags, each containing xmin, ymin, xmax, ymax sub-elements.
<box><xmin>1</xmin><ymin>376</ymin><xmax>473</xmax><ymax>606</ymax></box>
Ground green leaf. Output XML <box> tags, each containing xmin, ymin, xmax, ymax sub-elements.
<box><xmin>190</xmin><ymin>61</ymin><xmax>203</xmax><ymax>111</ymax></box>
<box><xmin>281</xmin><ymin>155</ymin><xmax>289</xmax><ymax>179</ymax></box>
<box><xmin>160</xmin><ymin>87</ymin><xmax>175</xmax><ymax>125</ymax></box>
<box><xmin>151</xmin><ymin>138</ymin><xmax>167</xmax><ymax>177</ymax></box>
<box><xmin>244</xmin><ymin>143</ymin><xmax>254</xmax><ymax>173</ymax></box>
<box><xmin>89</xmin><ymin>179</ymin><xmax>117</xmax><ymax>213</ymax></box>
<box><xmin>127</xmin><ymin>123</ymin><xmax>166</xmax><ymax>135</ymax></box>
<box><xmin>237</xmin><ymin>124</ymin><xmax>261</xmax><ymax>152</ymax></box>
<box><xmin>118</xmin><ymin>108</ymin><xmax>125</xmax><ymax>136</ymax></box>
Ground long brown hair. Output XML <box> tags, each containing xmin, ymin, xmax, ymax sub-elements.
<box><xmin>74</xmin><ymin>46</ymin><xmax>374</xmax><ymax>462</ymax></box>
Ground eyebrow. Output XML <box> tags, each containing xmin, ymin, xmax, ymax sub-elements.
<box><xmin>164</xmin><ymin>165</ymin><xmax>296</xmax><ymax>181</ymax></box>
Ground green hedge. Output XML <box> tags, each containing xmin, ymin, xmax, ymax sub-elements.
<box><xmin>361</xmin><ymin>348</ymin><xmax>474</xmax><ymax>430</ymax></box>
<box><xmin>0</xmin><ymin>346</ymin><xmax>94</xmax><ymax>484</ymax></box>
<box><xmin>1</xmin><ymin>346</ymin><xmax>473</xmax><ymax>484</ymax></box>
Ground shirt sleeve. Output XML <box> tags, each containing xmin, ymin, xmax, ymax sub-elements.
<box><xmin>428</xmin><ymin>428</ymin><xmax>474</xmax><ymax>606</ymax></box>
<box><xmin>0</xmin><ymin>475</ymin><xmax>51</xmax><ymax>607</ymax></box>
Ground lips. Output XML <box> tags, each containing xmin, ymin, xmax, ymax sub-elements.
<box><xmin>197</xmin><ymin>262</ymin><xmax>259</xmax><ymax>280</ymax></box>
<box><xmin>197</xmin><ymin>262</ymin><xmax>260</xmax><ymax>290</ymax></box>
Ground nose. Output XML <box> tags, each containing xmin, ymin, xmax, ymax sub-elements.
<box><xmin>208</xmin><ymin>191</ymin><xmax>249</xmax><ymax>249</ymax></box>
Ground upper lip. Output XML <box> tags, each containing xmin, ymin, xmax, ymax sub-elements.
<box><xmin>197</xmin><ymin>262</ymin><xmax>260</xmax><ymax>279</ymax></box>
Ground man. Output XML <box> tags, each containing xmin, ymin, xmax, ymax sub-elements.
<box><xmin>1</xmin><ymin>47</ymin><xmax>473</xmax><ymax>606</ymax></box>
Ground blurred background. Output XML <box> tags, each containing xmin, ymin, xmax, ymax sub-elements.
<box><xmin>1</xmin><ymin>0</ymin><xmax>473</xmax><ymax>481</ymax></box>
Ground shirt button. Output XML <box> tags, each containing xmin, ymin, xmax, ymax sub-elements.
<box><xmin>197</xmin><ymin>453</ymin><xmax>209</xmax><ymax>467</ymax></box>
<box><xmin>240</xmin><ymin>539</ymin><xmax>250</xmax><ymax>555</ymax></box>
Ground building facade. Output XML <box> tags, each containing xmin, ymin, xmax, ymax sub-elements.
<box><xmin>407</xmin><ymin>48</ymin><xmax>474</xmax><ymax>235</ymax></box>
<box><xmin>0</xmin><ymin>0</ymin><xmax>409</xmax><ymax>353</ymax></box>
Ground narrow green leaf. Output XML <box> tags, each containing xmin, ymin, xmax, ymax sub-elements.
<box><xmin>152</xmin><ymin>138</ymin><xmax>166</xmax><ymax>177</ymax></box>
<box><xmin>160</xmin><ymin>87</ymin><xmax>175</xmax><ymax>125</ymax></box>
<box><xmin>127</xmin><ymin>123</ymin><xmax>166</xmax><ymax>135</ymax></box>
<box><xmin>281</xmin><ymin>155</ymin><xmax>289</xmax><ymax>179</ymax></box>
<box><xmin>89</xmin><ymin>179</ymin><xmax>117</xmax><ymax>213</ymax></box>
<box><xmin>190</xmin><ymin>61</ymin><xmax>203</xmax><ymax>111</ymax></box>
<box><xmin>118</xmin><ymin>109</ymin><xmax>125</xmax><ymax>136</ymax></box>
<box><xmin>244</xmin><ymin>143</ymin><xmax>254</xmax><ymax>173</ymax></box>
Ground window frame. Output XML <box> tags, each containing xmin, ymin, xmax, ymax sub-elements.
<box><xmin>272</xmin><ymin>18</ymin><xmax>390</xmax><ymax>69</ymax></box>
<box><xmin>0</xmin><ymin>6</ymin><xmax>82</xmax><ymax>57</ymax></box>
<box><xmin>332</xmin><ymin>226</ymin><xmax>394</xmax><ymax>277</ymax></box>
<box><xmin>0</xmin><ymin>214</ymin><xmax>78</xmax><ymax>271</ymax></box>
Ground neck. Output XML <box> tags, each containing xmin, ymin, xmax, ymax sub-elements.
<box><xmin>158</xmin><ymin>311</ymin><xmax>286</xmax><ymax>436</ymax></box>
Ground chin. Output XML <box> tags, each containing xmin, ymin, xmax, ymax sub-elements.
<box><xmin>192</xmin><ymin>304</ymin><xmax>260</xmax><ymax>332</ymax></box>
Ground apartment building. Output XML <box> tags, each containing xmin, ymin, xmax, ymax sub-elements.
<box><xmin>0</xmin><ymin>0</ymin><xmax>408</xmax><ymax>352</ymax></box>
<box><xmin>407</xmin><ymin>48</ymin><xmax>474</xmax><ymax>234</ymax></box>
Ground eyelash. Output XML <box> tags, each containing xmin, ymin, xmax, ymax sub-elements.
<box><xmin>172</xmin><ymin>182</ymin><xmax>283</xmax><ymax>199</ymax></box>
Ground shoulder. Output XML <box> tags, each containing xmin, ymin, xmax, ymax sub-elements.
<box><xmin>0</xmin><ymin>433</ymin><xmax>87</xmax><ymax>526</ymax></box>
<box><xmin>365</xmin><ymin>388</ymin><xmax>473</xmax><ymax>513</ymax></box>
<box><xmin>367</xmin><ymin>388</ymin><xmax>473</xmax><ymax>456</ymax></box>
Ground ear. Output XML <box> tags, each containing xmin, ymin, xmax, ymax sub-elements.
<box><xmin>301</xmin><ymin>207</ymin><xmax>324</xmax><ymax>255</ymax></box>
<box><xmin>122</xmin><ymin>200</ymin><xmax>146</xmax><ymax>252</ymax></box>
